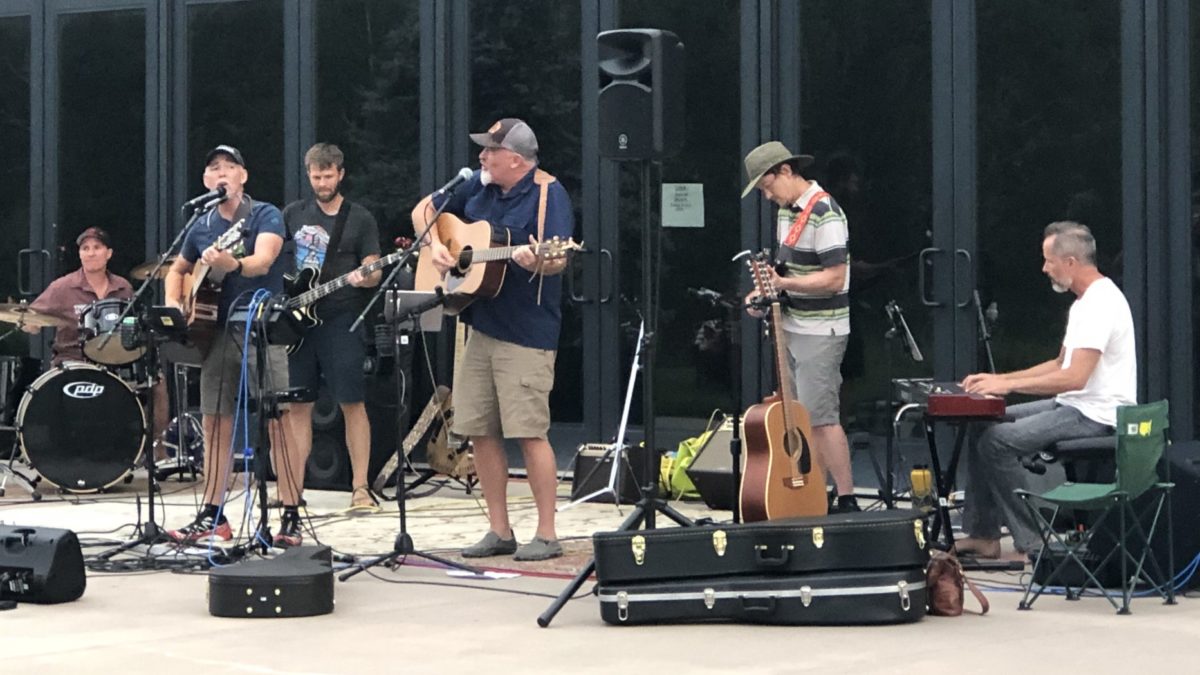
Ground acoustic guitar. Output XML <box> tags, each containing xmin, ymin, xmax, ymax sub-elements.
<box><xmin>184</xmin><ymin>218</ymin><xmax>246</xmax><ymax>358</ymax></box>
<box><xmin>412</xmin><ymin>213</ymin><xmax>581</xmax><ymax>315</ymax></box>
<box><xmin>738</xmin><ymin>251</ymin><xmax>828</xmax><ymax>522</ymax></box>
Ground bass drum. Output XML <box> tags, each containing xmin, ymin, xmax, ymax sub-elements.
<box><xmin>17</xmin><ymin>363</ymin><xmax>146</xmax><ymax>492</ymax></box>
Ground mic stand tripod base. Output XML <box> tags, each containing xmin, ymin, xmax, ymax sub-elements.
<box><xmin>337</xmin><ymin>529</ymin><xmax>483</xmax><ymax>581</ymax></box>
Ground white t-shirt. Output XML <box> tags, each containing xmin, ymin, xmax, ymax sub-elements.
<box><xmin>1055</xmin><ymin>277</ymin><xmax>1137</xmax><ymax>427</ymax></box>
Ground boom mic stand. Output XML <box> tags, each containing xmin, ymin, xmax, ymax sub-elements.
<box><xmin>340</xmin><ymin>287</ymin><xmax>481</xmax><ymax>580</ymax></box>
<box><xmin>973</xmin><ymin>289</ymin><xmax>996</xmax><ymax>374</ymax></box>
<box><xmin>538</xmin><ymin>159</ymin><xmax>693</xmax><ymax>628</ymax></box>
<box><xmin>96</xmin><ymin>199</ymin><xmax>218</xmax><ymax>560</ymax></box>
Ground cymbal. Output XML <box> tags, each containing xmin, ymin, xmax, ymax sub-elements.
<box><xmin>0</xmin><ymin>303</ymin><xmax>69</xmax><ymax>328</ymax></box>
<box><xmin>130</xmin><ymin>255</ymin><xmax>177</xmax><ymax>280</ymax></box>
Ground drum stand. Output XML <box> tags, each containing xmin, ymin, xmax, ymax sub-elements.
<box><xmin>0</xmin><ymin>435</ymin><xmax>41</xmax><ymax>501</ymax></box>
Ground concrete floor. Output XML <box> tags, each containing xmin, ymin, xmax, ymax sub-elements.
<box><xmin>1</xmin><ymin>471</ymin><xmax>1197</xmax><ymax>675</ymax></box>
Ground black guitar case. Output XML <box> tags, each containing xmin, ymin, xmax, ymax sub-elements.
<box><xmin>593</xmin><ymin>510</ymin><xmax>929</xmax><ymax>584</ymax></box>
<box><xmin>597</xmin><ymin>567</ymin><xmax>926</xmax><ymax>626</ymax></box>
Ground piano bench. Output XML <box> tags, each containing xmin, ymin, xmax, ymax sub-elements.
<box><xmin>1022</xmin><ymin>436</ymin><xmax>1116</xmax><ymax>482</ymax></box>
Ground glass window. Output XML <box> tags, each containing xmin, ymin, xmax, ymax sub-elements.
<box><xmin>618</xmin><ymin>0</ymin><xmax>741</xmax><ymax>422</ymax></box>
<box><xmin>1191</xmin><ymin>0</ymin><xmax>1200</xmax><ymax>436</ymax></box>
<box><xmin>57</xmin><ymin>9</ymin><xmax>146</xmax><ymax>281</ymax></box>
<box><xmin>469</xmin><ymin>0</ymin><xmax>584</xmax><ymax>423</ymax></box>
<box><xmin>315</xmin><ymin>0</ymin><xmax>420</xmax><ymax>229</ymax></box>
<box><xmin>799</xmin><ymin>0</ymin><xmax>933</xmax><ymax>446</ymax></box>
<box><xmin>0</xmin><ymin>15</ymin><xmax>31</xmax><ymax>357</ymax></box>
<box><xmin>977</xmin><ymin>0</ymin><xmax>1122</xmax><ymax>374</ymax></box>
<box><xmin>187</xmin><ymin>0</ymin><xmax>284</xmax><ymax>206</ymax></box>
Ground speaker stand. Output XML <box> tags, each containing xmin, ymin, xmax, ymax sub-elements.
<box><xmin>538</xmin><ymin>159</ymin><xmax>693</xmax><ymax>628</ymax></box>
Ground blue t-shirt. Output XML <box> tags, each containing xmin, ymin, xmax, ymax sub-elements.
<box><xmin>433</xmin><ymin>168</ymin><xmax>575</xmax><ymax>350</ymax></box>
<box><xmin>181</xmin><ymin>198</ymin><xmax>287</xmax><ymax>323</ymax></box>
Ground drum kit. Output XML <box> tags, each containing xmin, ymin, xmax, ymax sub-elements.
<box><xmin>0</xmin><ymin>255</ymin><xmax>201</xmax><ymax>499</ymax></box>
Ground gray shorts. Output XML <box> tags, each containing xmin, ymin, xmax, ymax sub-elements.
<box><xmin>451</xmin><ymin>330</ymin><xmax>556</xmax><ymax>440</ymax></box>
<box><xmin>783</xmin><ymin>332</ymin><xmax>848</xmax><ymax>427</ymax></box>
<box><xmin>199</xmin><ymin>333</ymin><xmax>290</xmax><ymax>416</ymax></box>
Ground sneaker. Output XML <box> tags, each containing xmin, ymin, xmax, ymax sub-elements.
<box><xmin>461</xmin><ymin>530</ymin><xmax>518</xmax><ymax>558</ymax></box>
<box><xmin>274</xmin><ymin>509</ymin><xmax>303</xmax><ymax>549</ymax></box>
<box><xmin>833</xmin><ymin>495</ymin><xmax>862</xmax><ymax>513</ymax></box>
<box><xmin>348</xmin><ymin>485</ymin><xmax>380</xmax><ymax>514</ymax></box>
<box><xmin>168</xmin><ymin>510</ymin><xmax>232</xmax><ymax>544</ymax></box>
<box><xmin>513</xmin><ymin>536</ymin><xmax>563</xmax><ymax>562</ymax></box>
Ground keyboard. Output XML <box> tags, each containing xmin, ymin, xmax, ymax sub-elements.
<box><xmin>892</xmin><ymin>378</ymin><xmax>1006</xmax><ymax>419</ymax></box>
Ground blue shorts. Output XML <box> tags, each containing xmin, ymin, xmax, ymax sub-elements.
<box><xmin>288</xmin><ymin>311</ymin><xmax>368</xmax><ymax>404</ymax></box>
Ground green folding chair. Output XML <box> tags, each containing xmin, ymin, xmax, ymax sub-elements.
<box><xmin>1014</xmin><ymin>400</ymin><xmax>1177</xmax><ymax>614</ymax></box>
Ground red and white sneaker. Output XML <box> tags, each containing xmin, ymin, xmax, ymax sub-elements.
<box><xmin>273</xmin><ymin>510</ymin><xmax>303</xmax><ymax>549</ymax></box>
<box><xmin>168</xmin><ymin>511</ymin><xmax>233</xmax><ymax>544</ymax></box>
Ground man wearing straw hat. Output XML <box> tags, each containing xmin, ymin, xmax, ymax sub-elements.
<box><xmin>741</xmin><ymin>141</ymin><xmax>858</xmax><ymax>512</ymax></box>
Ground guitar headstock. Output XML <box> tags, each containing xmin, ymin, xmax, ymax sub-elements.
<box><xmin>537</xmin><ymin>237</ymin><xmax>584</xmax><ymax>261</ymax></box>
<box><xmin>215</xmin><ymin>218</ymin><xmax>247</xmax><ymax>253</ymax></box>
<box><xmin>746</xmin><ymin>250</ymin><xmax>778</xmax><ymax>303</ymax></box>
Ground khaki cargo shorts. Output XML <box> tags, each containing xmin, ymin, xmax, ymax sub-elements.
<box><xmin>452</xmin><ymin>330</ymin><xmax>556</xmax><ymax>440</ymax></box>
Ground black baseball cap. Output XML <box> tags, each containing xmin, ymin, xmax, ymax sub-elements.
<box><xmin>205</xmin><ymin>144</ymin><xmax>245</xmax><ymax>167</ymax></box>
<box><xmin>75</xmin><ymin>226</ymin><xmax>112</xmax><ymax>248</ymax></box>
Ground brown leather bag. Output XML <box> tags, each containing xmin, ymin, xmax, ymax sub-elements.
<box><xmin>927</xmin><ymin>550</ymin><xmax>990</xmax><ymax>616</ymax></box>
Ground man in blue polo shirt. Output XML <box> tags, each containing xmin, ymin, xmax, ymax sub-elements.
<box><xmin>412</xmin><ymin>118</ymin><xmax>574</xmax><ymax>561</ymax></box>
<box><xmin>163</xmin><ymin>144</ymin><xmax>301</xmax><ymax>547</ymax></box>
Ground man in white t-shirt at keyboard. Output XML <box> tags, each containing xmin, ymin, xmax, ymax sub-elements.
<box><xmin>955</xmin><ymin>221</ymin><xmax>1137</xmax><ymax>560</ymax></box>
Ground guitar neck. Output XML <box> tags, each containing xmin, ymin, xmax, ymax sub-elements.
<box><xmin>289</xmin><ymin>249</ymin><xmax>405</xmax><ymax>308</ymax></box>
<box><xmin>466</xmin><ymin>242</ymin><xmax>552</xmax><ymax>265</ymax></box>
<box><xmin>769</xmin><ymin>302</ymin><xmax>798</xmax><ymax>432</ymax></box>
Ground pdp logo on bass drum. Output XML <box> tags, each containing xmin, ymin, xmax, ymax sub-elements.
<box><xmin>62</xmin><ymin>381</ymin><xmax>105</xmax><ymax>399</ymax></box>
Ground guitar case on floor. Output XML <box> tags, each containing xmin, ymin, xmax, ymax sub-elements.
<box><xmin>593</xmin><ymin>510</ymin><xmax>929</xmax><ymax>584</ymax></box>
<box><xmin>597</xmin><ymin>567</ymin><xmax>926</xmax><ymax>626</ymax></box>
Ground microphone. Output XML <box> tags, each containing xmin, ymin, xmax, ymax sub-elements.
<box><xmin>433</xmin><ymin>168</ymin><xmax>474</xmax><ymax>197</ymax></box>
<box><xmin>181</xmin><ymin>185</ymin><xmax>227</xmax><ymax>214</ymax></box>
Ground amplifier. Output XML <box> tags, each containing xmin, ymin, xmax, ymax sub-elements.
<box><xmin>0</xmin><ymin>525</ymin><xmax>86</xmax><ymax>604</ymax></box>
<box><xmin>209</xmin><ymin>545</ymin><xmax>334</xmax><ymax>618</ymax></box>
<box><xmin>571</xmin><ymin>443</ymin><xmax>650</xmax><ymax>505</ymax></box>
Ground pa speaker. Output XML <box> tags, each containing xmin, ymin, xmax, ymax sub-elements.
<box><xmin>0</xmin><ymin>525</ymin><xmax>86</xmax><ymax>604</ymax></box>
<box><xmin>598</xmin><ymin>29</ymin><xmax>685</xmax><ymax>160</ymax></box>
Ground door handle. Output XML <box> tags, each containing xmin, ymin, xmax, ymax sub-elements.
<box><xmin>18</xmin><ymin>249</ymin><xmax>49</xmax><ymax>297</ymax></box>
<box><xmin>917</xmin><ymin>247</ymin><xmax>944</xmax><ymax>307</ymax></box>
<box><xmin>954</xmin><ymin>249</ymin><xmax>973</xmax><ymax>308</ymax></box>
<box><xmin>598</xmin><ymin>248</ymin><xmax>614</xmax><ymax>304</ymax></box>
<box><xmin>567</xmin><ymin>249</ymin><xmax>591</xmax><ymax>304</ymax></box>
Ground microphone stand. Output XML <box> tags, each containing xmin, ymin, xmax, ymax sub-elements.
<box><xmin>973</xmin><ymin>289</ymin><xmax>996</xmax><ymax>374</ymax></box>
<box><xmin>351</xmin><ymin>191</ymin><xmax>455</xmax><ymax>334</ymax></box>
<box><xmin>96</xmin><ymin>199</ymin><xmax>219</xmax><ymax>559</ymax></box>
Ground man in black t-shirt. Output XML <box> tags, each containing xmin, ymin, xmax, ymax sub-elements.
<box><xmin>282</xmin><ymin>143</ymin><xmax>382</xmax><ymax>515</ymax></box>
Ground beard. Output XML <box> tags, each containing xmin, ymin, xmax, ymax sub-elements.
<box><xmin>315</xmin><ymin>182</ymin><xmax>341</xmax><ymax>204</ymax></box>
<box><xmin>1050</xmin><ymin>278</ymin><xmax>1071</xmax><ymax>294</ymax></box>
<box><xmin>479</xmin><ymin>169</ymin><xmax>494</xmax><ymax>186</ymax></box>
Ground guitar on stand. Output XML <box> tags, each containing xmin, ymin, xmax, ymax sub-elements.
<box><xmin>738</xmin><ymin>251</ymin><xmax>828</xmax><ymax>522</ymax></box>
<box><xmin>183</xmin><ymin>218</ymin><xmax>246</xmax><ymax>358</ymax></box>
<box><xmin>412</xmin><ymin>213</ymin><xmax>582</xmax><ymax>314</ymax></box>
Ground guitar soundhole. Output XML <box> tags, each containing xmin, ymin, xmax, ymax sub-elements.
<box><xmin>452</xmin><ymin>247</ymin><xmax>473</xmax><ymax>276</ymax></box>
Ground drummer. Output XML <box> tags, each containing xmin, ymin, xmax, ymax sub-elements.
<box><xmin>24</xmin><ymin>227</ymin><xmax>133</xmax><ymax>366</ymax></box>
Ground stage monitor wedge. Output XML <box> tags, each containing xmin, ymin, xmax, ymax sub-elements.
<box><xmin>598</xmin><ymin>29</ymin><xmax>685</xmax><ymax>161</ymax></box>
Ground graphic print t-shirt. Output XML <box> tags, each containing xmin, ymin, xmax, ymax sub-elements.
<box><xmin>282</xmin><ymin>199</ymin><xmax>381</xmax><ymax>317</ymax></box>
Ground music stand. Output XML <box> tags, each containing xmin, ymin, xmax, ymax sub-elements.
<box><xmin>340</xmin><ymin>288</ymin><xmax>481</xmax><ymax>580</ymax></box>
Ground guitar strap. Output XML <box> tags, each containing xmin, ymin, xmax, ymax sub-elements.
<box><xmin>531</xmin><ymin>169</ymin><xmax>557</xmax><ymax>305</ymax></box>
<box><xmin>323</xmin><ymin>198</ymin><xmax>352</xmax><ymax>261</ymax></box>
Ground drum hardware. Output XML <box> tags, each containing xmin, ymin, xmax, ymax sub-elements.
<box><xmin>0</xmin><ymin>302</ymin><xmax>69</xmax><ymax>349</ymax></box>
<box><xmin>154</xmin><ymin>363</ymin><xmax>202</xmax><ymax>483</ymax></box>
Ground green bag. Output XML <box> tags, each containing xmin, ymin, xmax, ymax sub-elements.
<box><xmin>663</xmin><ymin>412</ymin><xmax>727</xmax><ymax>500</ymax></box>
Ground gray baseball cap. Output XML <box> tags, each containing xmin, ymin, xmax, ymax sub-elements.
<box><xmin>469</xmin><ymin>118</ymin><xmax>539</xmax><ymax>159</ymax></box>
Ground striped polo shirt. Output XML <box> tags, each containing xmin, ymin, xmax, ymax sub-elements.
<box><xmin>775</xmin><ymin>180</ymin><xmax>850</xmax><ymax>336</ymax></box>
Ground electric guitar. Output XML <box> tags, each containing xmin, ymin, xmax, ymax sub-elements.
<box><xmin>282</xmin><ymin>237</ymin><xmax>414</xmax><ymax>354</ymax></box>
<box><xmin>412</xmin><ymin>213</ymin><xmax>582</xmax><ymax>315</ymax></box>
<box><xmin>738</xmin><ymin>251</ymin><xmax>828</xmax><ymax>522</ymax></box>
<box><xmin>184</xmin><ymin>218</ymin><xmax>246</xmax><ymax>358</ymax></box>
